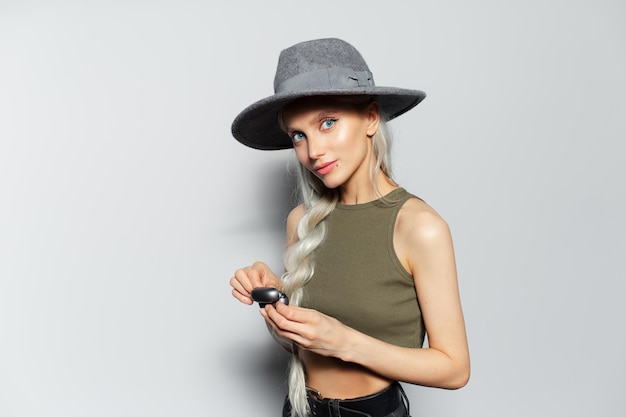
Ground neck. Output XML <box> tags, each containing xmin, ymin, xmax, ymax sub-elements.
<box><xmin>338</xmin><ymin>172</ymin><xmax>397</xmax><ymax>205</ymax></box>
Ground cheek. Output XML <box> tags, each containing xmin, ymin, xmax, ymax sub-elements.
<box><xmin>336</xmin><ymin>121</ymin><xmax>368</xmax><ymax>147</ymax></box>
<box><xmin>294</xmin><ymin>146</ymin><xmax>310</xmax><ymax>165</ymax></box>
<box><xmin>335</xmin><ymin>130</ymin><xmax>368</xmax><ymax>158</ymax></box>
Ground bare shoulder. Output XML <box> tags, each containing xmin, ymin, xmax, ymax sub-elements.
<box><xmin>286</xmin><ymin>204</ymin><xmax>306</xmax><ymax>246</ymax></box>
<box><xmin>396</xmin><ymin>197</ymin><xmax>451</xmax><ymax>240</ymax></box>
<box><xmin>394</xmin><ymin>197</ymin><xmax>454</xmax><ymax>274</ymax></box>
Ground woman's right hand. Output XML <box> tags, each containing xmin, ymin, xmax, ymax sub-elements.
<box><xmin>230</xmin><ymin>261</ymin><xmax>283</xmax><ymax>305</ymax></box>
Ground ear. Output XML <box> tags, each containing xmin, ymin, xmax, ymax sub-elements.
<box><xmin>365</xmin><ymin>101</ymin><xmax>381</xmax><ymax>137</ymax></box>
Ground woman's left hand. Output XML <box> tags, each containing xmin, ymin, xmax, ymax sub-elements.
<box><xmin>260</xmin><ymin>302</ymin><xmax>349</xmax><ymax>358</ymax></box>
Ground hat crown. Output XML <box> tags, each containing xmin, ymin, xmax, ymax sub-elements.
<box><xmin>273</xmin><ymin>38</ymin><xmax>371</xmax><ymax>91</ymax></box>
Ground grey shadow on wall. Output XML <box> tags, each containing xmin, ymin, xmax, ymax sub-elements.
<box><xmin>221</xmin><ymin>152</ymin><xmax>299</xmax><ymax>237</ymax></box>
<box><xmin>267</xmin><ymin>154</ymin><xmax>300</xmax><ymax>230</ymax></box>
<box><xmin>220</xmin><ymin>155</ymin><xmax>298</xmax><ymax>406</ymax></box>
<box><xmin>227</xmin><ymin>337</ymin><xmax>292</xmax><ymax>406</ymax></box>
<box><xmin>260</xmin><ymin>155</ymin><xmax>300</xmax><ymax>232</ymax></box>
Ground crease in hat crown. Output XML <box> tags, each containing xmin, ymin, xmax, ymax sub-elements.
<box><xmin>273</xmin><ymin>38</ymin><xmax>375</xmax><ymax>94</ymax></box>
<box><xmin>231</xmin><ymin>37</ymin><xmax>426</xmax><ymax>151</ymax></box>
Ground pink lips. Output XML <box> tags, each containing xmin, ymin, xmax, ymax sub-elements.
<box><xmin>315</xmin><ymin>160</ymin><xmax>337</xmax><ymax>175</ymax></box>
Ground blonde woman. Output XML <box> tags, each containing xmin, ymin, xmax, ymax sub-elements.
<box><xmin>230</xmin><ymin>38</ymin><xmax>470</xmax><ymax>417</ymax></box>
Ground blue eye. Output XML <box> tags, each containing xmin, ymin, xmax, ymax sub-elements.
<box><xmin>322</xmin><ymin>119</ymin><xmax>336</xmax><ymax>129</ymax></box>
<box><xmin>292</xmin><ymin>132</ymin><xmax>306</xmax><ymax>142</ymax></box>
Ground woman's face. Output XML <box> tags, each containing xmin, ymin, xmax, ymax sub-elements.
<box><xmin>281</xmin><ymin>97</ymin><xmax>380</xmax><ymax>190</ymax></box>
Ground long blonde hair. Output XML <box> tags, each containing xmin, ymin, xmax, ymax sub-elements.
<box><xmin>278</xmin><ymin>97</ymin><xmax>394</xmax><ymax>417</ymax></box>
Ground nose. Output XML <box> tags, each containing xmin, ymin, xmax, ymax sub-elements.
<box><xmin>307</xmin><ymin>134</ymin><xmax>325</xmax><ymax>160</ymax></box>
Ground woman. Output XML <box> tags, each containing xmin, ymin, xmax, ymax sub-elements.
<box><xmin>230</xmin><ymin>38</ymin><xmax>470</xmax><ymax>417</ymax></box>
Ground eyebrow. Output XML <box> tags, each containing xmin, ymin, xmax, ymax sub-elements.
<box><xmin>285</xmin><ymin>110</ymin><xmax>339</xmax><ymax>133</ymax></box>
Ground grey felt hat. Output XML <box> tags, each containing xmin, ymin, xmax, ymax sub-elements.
<box><xmin>231</xmin><ymin>38</ymin><xmax>426</xmax><ymax>150</ymax></box>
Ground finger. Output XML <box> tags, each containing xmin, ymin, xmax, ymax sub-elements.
<box><xmin>231</xmin><ymin>288</ymin><xmax>254</xmax><ymax>305</ymax></box>
<box><xmin>273</xmin><ymin>302</ymin><xmax>308</xmax><ymax>323</ymax></box>
<box><xmin>260</xmin><ymin>307</ymin><xmax>303</xmax><ymax>343</ymax></box>
<box><xmin>251</xmin><ymin>261</ymin><xmax>274</xmax><ymax>287</ymax></box>
<box><xmin>233</xmin><ymin>267</ymin><xmax>256</xmax><ymax>293</ymax></box>
<box><xmin>229</xmin><ymin>275</ymin><xmax>254</xmax><ymax>303</ymax></box>
<box><xmin>244</xmin><ymin>266</ymin><xmax>266</xmax><ymax>290</ymax></box>
<box><xmin>229</xmin><ymin>275</ymin><xmax>247</xmax><ymax>293</ymax></box>
<box><xmin>263</xmin><ymin>304</ymin><xmax>306</xmax><ymax>332</ymax></box>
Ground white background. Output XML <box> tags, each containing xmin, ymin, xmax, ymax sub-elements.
<box><xmin>1</xmin><ymin>1</ymin><xmax>624</xmax><ymax>416</ymax></box>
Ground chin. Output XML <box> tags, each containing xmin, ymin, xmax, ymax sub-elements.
<box><xmin>319</xmin><ymin>177</ymin><xmax>343</xmax><ymax>190</ymax></box>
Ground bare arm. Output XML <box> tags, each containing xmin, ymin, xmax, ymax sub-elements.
<box><xmin>342</xmin><ymin>204</ymin><xmax>469</xmax><ymax>388</ymax></box>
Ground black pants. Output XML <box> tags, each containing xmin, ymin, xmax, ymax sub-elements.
<box><xmin>282</xmin><ymin>382</ymin><xmax>410</xmax><ymax>417</ymax></box>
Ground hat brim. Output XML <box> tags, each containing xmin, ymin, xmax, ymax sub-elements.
<box><xmin>231</xmin><ymin>87</ymin><xmax>426</xmax><ymax>151</ymax></box>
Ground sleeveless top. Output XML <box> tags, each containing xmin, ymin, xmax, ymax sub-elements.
<box><xmin>300</xmin><ymin>188</ymin><xmax>426</xmax><ymax>348</ymax></box>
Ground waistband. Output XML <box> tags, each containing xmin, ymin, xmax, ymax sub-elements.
<box><xmin>304</xmin><ymin>381</ymin><xmax>409</xmax><ymax>417</ymax></box>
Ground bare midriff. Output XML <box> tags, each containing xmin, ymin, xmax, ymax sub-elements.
<box><xmin>301</xmin><ymin>350</ymin><xmax>393</xmax><ymax>399</ymax></box>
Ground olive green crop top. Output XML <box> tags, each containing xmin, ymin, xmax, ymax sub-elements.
<box><xmin>300</xmin><ymin>188</ymin><xmax>426</xmax><ymax>348</ymax></box>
